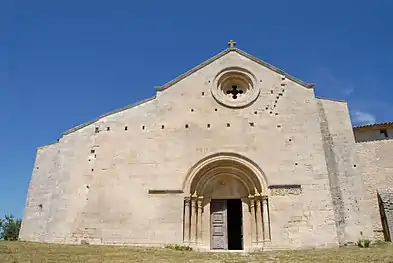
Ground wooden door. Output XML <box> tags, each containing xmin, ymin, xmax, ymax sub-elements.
<box><xmin>210</xmin><ymin>200</ymin><xmax>227</xmax><ymax>249</ymax></box>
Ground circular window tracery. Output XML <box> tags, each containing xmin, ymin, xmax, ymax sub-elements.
<box><xmin>211</xmin><ymin>67</ymin><xmax>260</xmax><ymax>108</ymax></box>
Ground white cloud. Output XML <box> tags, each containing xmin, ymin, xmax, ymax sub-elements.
<box><xmin>342</xmin><ymin>87</ymin><xmax>354</xmax><ymax>96</ymax></box>
<box><xmin>351</xmin><ymin>110</ymin><xmax>377</xmax><ymax>125</ymax></box>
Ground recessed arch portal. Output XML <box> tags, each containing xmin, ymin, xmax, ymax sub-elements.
<box><xmin>182</xmin><ymin>153</ymin><xmax>271</xmax><ymax>250</ymax></box>
<box><xmin>183</xmin><ymin>152</ymin><xmax>268</xmax><ymax>196</ymax></box>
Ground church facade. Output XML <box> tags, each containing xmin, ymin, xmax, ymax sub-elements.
<box><xmin>19</xmin><ymin>42</ymin><xmax>393</xmax><ymax>251</ymax></box>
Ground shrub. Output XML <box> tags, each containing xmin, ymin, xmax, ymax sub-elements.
<box><xmin>0</xmin><ymin>214</ymin><xmax>22</xmax><ymax>241</ymax></box>
<box><xmin>164</xmin><ymin>244</ymin><xmax>193</xmax><ymax>251</ymax></box>
<box><xmin>357</xmin><ymin>238</ymin><xmax>371</xmax><ymax>248</ymax></box>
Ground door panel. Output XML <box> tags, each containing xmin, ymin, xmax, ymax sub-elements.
<box><xmin>210</xmin><ymin>200</ymin><xmax>227</xmax><ymax>249</ymax></box>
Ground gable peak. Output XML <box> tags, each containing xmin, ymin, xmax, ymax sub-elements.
<box><xmin>156</xmin><ymin>43</ymin><xmax>315</xmax><ymax>91</ymax></box>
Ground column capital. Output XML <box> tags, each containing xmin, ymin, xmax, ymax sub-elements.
<box><xmin>261</xmin><ymin>195</ymin><xmax>268</xmax><ymax>200</ymax></box>
<box><xmin>197</xmin><ymin>196</ymin><xmax>203</xmax><ymax>208</ymax></box>
<box><xmin>184</xmin><ymin>197</ymin><xmax>191</xmax><ymax>202</ymax></box>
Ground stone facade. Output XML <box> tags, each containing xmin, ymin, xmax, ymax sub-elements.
<box><xmin>19</xmin><ymin>43</ymin><xmax>392</xmax><ymax>251</ymax></box>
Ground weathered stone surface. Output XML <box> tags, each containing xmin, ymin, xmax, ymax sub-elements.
<box><xmin>18</xmin><ymin>45</ymin><xmax>392</xmax><ymax>251</ymax></box>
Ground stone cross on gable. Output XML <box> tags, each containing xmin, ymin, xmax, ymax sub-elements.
<box><xmin>228</xmin><ymin>40</ymin><xmax>236</xmax><ymax>48</ymax></box>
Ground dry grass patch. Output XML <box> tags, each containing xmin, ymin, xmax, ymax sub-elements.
<box><xmin>0</xmin><ymin>241</ymin><xmax>393</xmax><ymax>263</ymax></box>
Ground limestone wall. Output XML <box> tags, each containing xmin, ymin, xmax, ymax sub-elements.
<box><xmin>20</xmin><ymin>50</ymin><xmax>341</xmax><ymax>249</ymax></box>
<box><xmin>356</xmin><ymin>139</ymin><xmax>393</xmax><ymax>239</ymax></box>
<box><xmin>317</xmin><ymin>98</ymin><xmax>373</xmax><ymax>244</ymax></box>
<box><xmin>19</xmin><ymin>143</ymin><xmax>59</xmax><ymax>242</ymax></box>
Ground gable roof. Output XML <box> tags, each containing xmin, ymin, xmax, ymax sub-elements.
<box><xmin>156</xmin><ymin>47</ymin><xmax>315</xmax><ymax>91</ymax></box>
<box><xmin>59</xmin><ymin>46</ymin><xmax>314</xmax><ymax>139</ymax></box>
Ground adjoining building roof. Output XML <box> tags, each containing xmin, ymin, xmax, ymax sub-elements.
<box><xmin>353</xmin><ymin>122</ymin><xmax>393</xmax><ymax>131</ymax></box>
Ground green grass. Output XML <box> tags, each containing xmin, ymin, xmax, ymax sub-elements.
<box><xmin>1</xmin><ymin>241</ymin><xmax>393</xmax><ymax>263</ymax></box>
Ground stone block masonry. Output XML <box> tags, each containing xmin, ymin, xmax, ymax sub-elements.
<box><xmin>18</xmin><ymin>43</ymin><xmax>392</xmax><ymax>251</ymax></box>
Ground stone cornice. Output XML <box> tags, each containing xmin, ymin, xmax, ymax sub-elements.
<box><xmin>61</xmin><ymin>96</ymin><xmax>156</xmax><ymax>136</ymax></box>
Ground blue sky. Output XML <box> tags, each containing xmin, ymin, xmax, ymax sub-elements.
<box><xmin>0</xmin><ymin>0</ymin><xmax>392</xmax><ymax>218</ymax></box>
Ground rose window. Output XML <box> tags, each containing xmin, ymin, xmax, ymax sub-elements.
<box><xmin>211</xmin><ymin>67</ymin><xmax>260</xmax><ymax>108</ymax></box>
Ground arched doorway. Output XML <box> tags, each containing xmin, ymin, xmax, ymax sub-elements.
<box><xmin>182</xmin><ymin>153</ymin><xmax>270</xmax><ymax>251</ymax></box>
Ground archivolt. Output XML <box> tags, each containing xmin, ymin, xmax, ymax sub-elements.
<box><xmin>183</xmin><ymin>152</ymin><xmax>268</xmax><ymax>195</ymax></box>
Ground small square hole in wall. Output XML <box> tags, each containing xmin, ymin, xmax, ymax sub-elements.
<box><xmin>214</xmin><ymin>108</ymin><xmax>218</xmax><ymax>112</ymax></box>
<box><xmin>36</xmin><ymin>166</ymin><xmax>39</xmax><ymax>170</ymax></box>
<box><xmin>90</xmin><ymin>149</ymin><xmax>95</xmax><ymax>154</ymax></box>
<box><xmin>249</xmin><ymin>122</ymin><xmax>254</xmax><ymax>127</ymax></box>
<box><xmin>277</xmin><ymin>125</ymin><xmax>281</xmax><ymax>128</ymax></box>
<box><xmin>91</xmin><ymin>168</ymin><xmax>94</xmax><ymax>172</ymax></box>
<box><xmin>95</xmin><ymin>127</ymin><xmax>99</xmax><ymax>133</ymax></box>
<box><xmin>270</xmin><ymin>111</ymin><xmax>273</xmax><ymax>114</ymax></box>
<box><xmin>202</xmin><ymin>92</ymin><xmax>205</xmax><ymax>96</ymax></box>
<box><xmin>207</xmin><ymin>124</ymin><xmax>210</xmax><ymax>128</ymax></box>
<box><xmin>254</xmin><ymin>111</ymin><xmax>258</xmax><ymax>115</ymax></box>
<box><xmin>161</xmin><ymin>125</ymin><xmax>165</xmax><ymax>129</ymax></box>
<box><xmin>142</xmin><ymin>125</ymin><xmax>145</xmax><ymax>130</ymax></box>
<box><xmin>265</xmin><ymin>107</ymin><xmax>268</xmax><ymax>110</ymax></box>
<box><xmin>185</xmin><ymin>124</ymin><xmax>189</xmax><ymax>128</ymax></box>
<box><xmin>281</xmin><ymin>83</ymin><xmax>286</xmax><ymax>86</ymax></box>
<box><xmin>289</xmin><ymin>138</ymin><xmax>292</xmax><ymax>142</ymax></box>
<box><xmin>275</xmin><ymin>113</ymin><xmax>279</xmax><ymax>116</ymax></box>
<box><xmin>270</xmin><ymin>90</ymin><xmax>274</xmax><ymax>94</ymax></box>
<box><xmin>227</xmin><ymin>123</ymin><xmax>230</xmax><ymax>127</ymax></box>
<box><xmin>124</xmin><ymin>126</ymin><xmax>128</xmax><ymax>131</ymax></box>
<box><xmin>281</xmin><ymin>76</ymin><xmax>286</xmax><ymax>80</ymax></box>
<box><xmin>353</xmin><ymin>164</ymin><xmax>357</xmax><ymax>168</ymax></box>
<box><xmin>191</xmin><ymin>109</ymin><xmax>194</xmax><ymax>112</ymax></box>
<box><xmin>106</xmin><ymin>127</ymin><xmax>110</xmax><ymax>131</ymax></box>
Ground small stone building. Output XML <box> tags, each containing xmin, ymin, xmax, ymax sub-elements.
<box><xmin>19</xmin><ymin>41</ymin><xmax>393</xmax><ymax>251</ymax></box>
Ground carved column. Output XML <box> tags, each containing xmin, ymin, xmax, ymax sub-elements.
<box><xmin>197</xmin><ymin>196</ymin><xmax>203</xmax><ymax>244</ymax></box>
<box><xmin>248</xmin><ymin>195</ymin><xmax>257</xmax><ymax>244</ymax></box>
<box><xmin>255</xmin><ymin>193</ymin><xmax>263</xmax><ymax>244</ymax></box>
<box><xmin>190</xmin><ymin>193</ymin><xmax>197</xmax><ymax>243</ymax></box>
<box><xmin>262</xmin><ymin>196</ymin><xmax>270</xmax><ymax>241</ymax></box>
<box><xmin>183</xmin><ymin>197</ymin><xmax>190</xmax><ymax>243</ymax></box>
